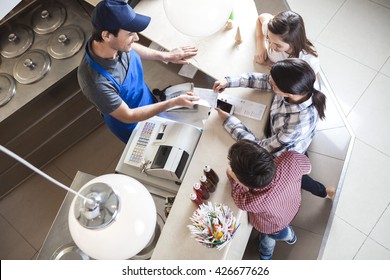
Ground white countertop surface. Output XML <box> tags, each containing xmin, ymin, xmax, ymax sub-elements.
<box><xmin>151</xmin><ymin>87</ymin><xmax>272</xmax><ymax>259</ymax></box>
<box><xmin>135</xmin><ymin>0</ymin><xmax>268</xmax><ymax>80</ymax></box>
<box><xmin>115</xmin><ymin>0</ymin><xmax>274</xmax><ymax>260</ymax></box>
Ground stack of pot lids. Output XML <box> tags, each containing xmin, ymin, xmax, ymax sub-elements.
<box><xmin>47</xmin><ymin>25</ymin><xmax>84</xmax><ymax>59</ymax></box>
<box><xmin>13</xmin><ymin>49</ymin><xmax>51</xmax><ymax>84</ymax></box>
<box><xmin>0</xmin><ymin>24</ymin><xmax>34</xmax><ymax>58</ymax></box>
<box><xmin>0</xmin><ymin>73</ymin><xmax>16</xmax><ymax>107</ymax></box>
<box><xmin>31</xmin><ymin>1</ymin><xmax>66</xmax><ymax>35</ymax></box>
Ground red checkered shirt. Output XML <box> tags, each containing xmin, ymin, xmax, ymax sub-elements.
<box><xmin>231</xmin><ymin>151</ymin><xmax>311</xmax><ymax>234</ymax></box>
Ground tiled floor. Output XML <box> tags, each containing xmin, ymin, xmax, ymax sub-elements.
<box><xmin>1</xmin><ymin>0</ymin><xmax>390</xmax><ymax>260</ymax></box>
<box><xmin>287</xmin><ymin>0</ymin><xmax>390</xmax><ymax>259</ymax></box>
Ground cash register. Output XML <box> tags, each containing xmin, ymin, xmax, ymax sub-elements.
<box><xmin>122</xmin><ymin>116</ymin><xmax>202</xmax><ymax>183</ymax></box>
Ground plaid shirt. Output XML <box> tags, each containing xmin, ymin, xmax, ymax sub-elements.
<box><xmin>231</xmin><ymin>151</ymin><xmax>311</xmax><ymax>234</ymax></box>
<box><xmin>224</xmin><ymin>73</ymin><xmax>318</xmax><ymax>157</ymax></box>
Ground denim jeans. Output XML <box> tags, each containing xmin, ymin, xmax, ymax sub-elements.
<box><xmin>258</xmin><ymin>226</ymin><xmax>296</xmax><ymax>260</ymax></box>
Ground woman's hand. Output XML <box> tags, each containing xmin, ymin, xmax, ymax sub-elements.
<box><xmin>215</xmin><ymin>107</ymin><xmax>230</xmax><ymax>121</ymax></box>
<box><xmin>213</xmin><ymin>78</ymin><xmax>228</xmax><ymax>93</ymax></box>
<box><xmin>254</xmin><ymin>48</ymin><xmax>268</xmax><ymax>64</ymax></box>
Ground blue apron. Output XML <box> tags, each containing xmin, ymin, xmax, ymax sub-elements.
<box><xmin>85</xmin><ymin>49</ymin><xmax>154</xmax><ymax>143</ymax></box>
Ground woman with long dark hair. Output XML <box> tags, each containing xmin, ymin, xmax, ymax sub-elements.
<box><xmin>213</xmin><ymin>58</ymin><xmax>334</xmax><ymax>199</ymax></box>
<box><xmin>255</xmin><ymin>11</ymin><xmax>319</xmax><ymax>76</ymax></box>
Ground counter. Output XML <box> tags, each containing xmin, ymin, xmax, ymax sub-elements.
<box><xmin>134</xmin><ymin>0</ymin><xmax>266</xmax><ymax>80</ymax></box>
<box><xmin>38</xmin><ymin>0</ymin><xmax>274</xmax><ymax>260</ymax></box>
<box><xmin>150</xmin><ymin>88</ymin><xmax>273</xmax><ymax>259</ymax></box>
<box><xmin>120</xmin><ymin>0</ymin><xmax>273</xmax><ymax>259</ymax></box>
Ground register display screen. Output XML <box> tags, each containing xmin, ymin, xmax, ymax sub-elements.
<box><xmin>151</xmin><ymin>145</ymin><xmax>172</xmax><ymax>169</ymax></box>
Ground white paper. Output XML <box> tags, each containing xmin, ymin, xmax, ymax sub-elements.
<box><xmin>193</xmin><ymin>87</ymin><xmax>218</xmax><ymax>108</ymax></box>
<box><xmin>178</xmin><ymin>64</ymin><xmax>198</xmax><ymax>79</ymax></box>
<box><xmin>219</xmin><ymin>93</ymin><xmax>266</xmax><ymax>120</ymax></box>
<box><xmin>82</xmin><ymin>0</ymin><xmax>101</xmax><ymax>7</ymax></box>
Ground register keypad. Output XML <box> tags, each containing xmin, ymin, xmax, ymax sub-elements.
<box><xmin>128</xmin><ymin>121</ymin><xmax>155</xmax><ymax>163</ymax></box>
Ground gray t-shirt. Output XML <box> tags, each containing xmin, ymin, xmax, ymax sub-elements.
<box><xmin>77</xmin><ymin>40</ymin><xmax>130</xmax><ymax>115</ymax></box>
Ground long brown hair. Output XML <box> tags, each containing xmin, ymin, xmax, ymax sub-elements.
<box><xmin>268</xmin><ymin>11</ymin><xmax>317</xmax><ymax>58</ymax></box>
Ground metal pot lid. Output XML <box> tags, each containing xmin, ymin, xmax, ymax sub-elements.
<box><xmin>0</xmin><ymin>24</ymin><xmax>34</xmax><ymax>58</ymax></box>
<box><xmin>0</xmin><ymin>73</ymin><xmax>16</xmax><ymax>107</ymax></box>
<box><xmin>13</xmin><ymin>49</ymin><xmax>51</xmax><ymax>84</ymax></box>
<box><xmin>47</xmin><ymin>25</ymin><xmax>84</xmax><ymax>59</ymax></box>
<box><xmin>51</xmin><ymin>242</ymin><xmax>91</xmax><ymax>260</ymax></box>
<box><xmin>31</xmin><ymin>1</ymin><xmax>66</xmax><ymax>35</ymax></box>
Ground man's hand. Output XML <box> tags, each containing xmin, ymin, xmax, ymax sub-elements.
<box><xmin>172</xmin><ymin>92</ymin><xmax>199</xmax><ymax>108</ymax></box>
<box><xmin>164</xmin><ymin>46</ymin><xmax>198</xmax><ymax>64</ymax></box>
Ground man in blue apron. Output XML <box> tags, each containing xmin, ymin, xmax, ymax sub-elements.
<box><xmin>78</xmin><ymin>0</ymin><xmax>199</xmax><ymax>143</ymax></box>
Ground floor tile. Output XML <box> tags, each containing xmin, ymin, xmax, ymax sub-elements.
<box><xmin>308</xmin><ymin>126</ymin><xmax>351</xmax><ymax>160</ymax></box>
<box><xmin>273</xmin><ymin>227</ymin><xmax>323</xmax><ymax>260</ymax></box>
<box><xmin>292</xmin><ymin>190</ymin><xmax>333</xmax><ymax>236</ymax></box>
<box><xmin>242</xmin><ymin>229</ymin><xmax>260</xmax><ymax>260</ymax></box>
<box><xmin>0</xmin><ymin>165</ymin><xmax>68</xmax><ymax>251</ymax></box>
<box><xmin>316</xmin><ymin>43</ymin><xmax>377</xmax><ymax>115</ymax></box>
<box><xmin>242</xmin><ymin>226</ymin><xmax>323</xmax><ymax>260</ymax></box>
<box><xmin>316</xmin><ymin>79</ymin><xmax>347</xmax><ymax>131</ymax></box>
<box><xmin>371</xmin><ymin>0</ymin><xmax>390</xmax><ymax>9</ymax></box>
<box><xmin>305</xmin><ymin>151</ymin><xmax>345</xmax><ymax>189</ymax></box>
<box><xmin>380</xmin><ymin>57</ymin><xmax>390</xmax><ymax>77</ymax></box>
<box><xmin>370</xmin><ymin>206</ymin><xmax>390</xmax><ymax>250</ymax></box>
<box><xmin>0</xmin><ymin>215</ymin><xmax>36</xmax><ymax>260</ymax></box>
<box><xmin>320</xmin><ymin>215</ymin><xmax>367</xmax><ymax>259</ymax></box>
<box><xmin>335</xmin><ymin>140</ymin><xmax>390</xmax><ymax>234</ymax></box>
<box><xmin>355</xmin><ymin>237</ymin><xmax>390</xmax><ymax>260</ymax></box>
<box><xmin>347</xmin><ymin>73</ymin><xmax>390</xmax><ymax>156</ymax></box>
<box><xmin>104</xmin><ymin>153</ymin><xmax>123</xmax><ymax>174</ymax></box>
<box><xmin>287</xmin><ymin>0</ymin><xmax>345</xmax><ymax>40</ymax></box>
<box><xmin>53</xmin><ymin>125</ymin><xmax>125</xmax><ymax>179</ymax></box>
<box><xmin>317</xmin><ymin>0</ymin><xmax>390</xmax><ymax>70</ymax></box>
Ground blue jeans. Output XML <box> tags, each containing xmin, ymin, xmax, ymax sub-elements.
<box><xmin>258</xmin><ymin>226</ymin><xmax>296</xmax><ymax>260</ymax></box>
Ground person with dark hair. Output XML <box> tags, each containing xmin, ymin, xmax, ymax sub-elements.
<box><xmin>255</xmin><ymin>11</ymin><xmax>319</xmax><ymax>76</ymax></box>
<box><xmin>214</xmin><ymin>58</ymin><xmax>325</xmax><ymax>155</ymax></box>
<box><xmin>227</xmin><ymin>139</ymin><xmax>311</xmax><ymax>260</ymax></box>
<box><xmin>213</xmin><ymin>58</ymin><xmax>334</xmax><ymax>199</ymax></box>
<box><xmin>78</xmin><ymin>0</ymin><xmax>199</xmax><ymax>143</ymax></box>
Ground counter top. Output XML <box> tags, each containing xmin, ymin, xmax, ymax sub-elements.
<box><xmin>135</xmin><ymin>0</ymin><xmax>267</xmax><ymax>80</ymax></box>
<box><xmin>114</xmin><ymin>0</ymin><xmax>274</xmax><ymax>260</ymax></box>
<box><xmin>37</xmin><ymin>0</ymin><xmax>274</xmax><ymax>260</ymax></box>
<box><xmin>151</xmin><ymin>88</ymin><xmax>273</xmax><ymax>259</ymax></box>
